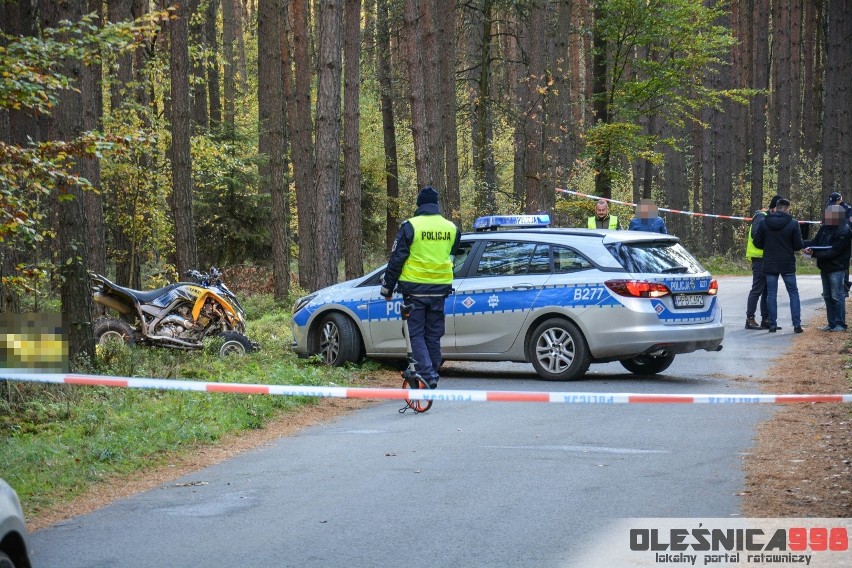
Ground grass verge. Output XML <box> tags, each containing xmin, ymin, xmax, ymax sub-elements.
<box><xmin>0</xmin><ymin>295</ymin><xmax>386</xmax><ymax>519</ymax></box>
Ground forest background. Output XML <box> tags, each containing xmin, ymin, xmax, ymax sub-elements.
<box><xmin>1</xmin><ymin>0</ymin><xmax>851</xmax><ymax>360</ymax></box>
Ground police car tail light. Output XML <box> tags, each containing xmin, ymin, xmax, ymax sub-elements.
<box><xmin>604</xmin><ymin>280</ymin><xmax>670</xmax><ymax>298</ymax></box>
<box><xmin>707</xmin><ymin>279</ymin><xmax>718</xmax><ymax>295</ymax></box>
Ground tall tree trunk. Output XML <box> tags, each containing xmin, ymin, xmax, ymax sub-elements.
<box><xmin>822</xmin><ymin>1</ymin><xmax>852</xmax><ymax>194</ymax></box>
<box><xmin>750</xmin><ymin>0</ymin><xmax>769</xmax><ymax>212</ymax></box>
<box><xmin>234</xmin><ymin>0</ymin><xmax>249</xmax><ymax>93</ymax></box>
<box><xmin>110</xmin><ymin>0</ymin><xmax>139</xmax><ymax>288</ymax></box>
<box><xmin>5</xmin><ymin>0</ymin><xmax>38</xmax><ymax>147</ymax></box>
<box><xmin>43</xmin><ymin>0</ymin><xmax>95</xmax><ymax>361</ymax></box>
<box><xmin>421</xmin><ymin>0</ymin><xmax>446</xmax><ymax>195</ymax></box>
<box><xmin>4</xmin><ymin>3</ymin><xmax>33</xmax><ymax>314</ymax></box>
<box><xmin>222</xmin><ymin>0</ymin><xmax>237</xmax><ymax>130</ymax></box>
<box><xmin>189</xmin><ymin>0</ymin><xmax>208</xmax><ymax>130</ymax></box>
<box><xmin>343</xmin><ymin>0</ymin><xmax>363</xmax><ymax>280</ymax></box>
<box><xmin>83</xmin><ymin>0</ymin><xmax>105</xmax><ymax>279</ymax></box>
<box><xmin>773</xmin><ymin>0</ymin><xmax>794</xmax><ymax>193</ymax></box>
<box><xmin>801</xmin><ymin>0</ymin><xmax>823</xmax><ymax>160</ymax></box>
<box><xmin>506</xmin><ymin>14</ymin><xmax>525</xmax><ymax>208</ymax></box>
<box><xmin>591</xmin><ymin>3</ymin><xmax>611</xmax><ymax>198</ymax></box>
<box><xmin>291</xmin><ymin>0</ymin><xmax>317</xmax><ymax>289</ymax></box>
<box><xmin>569</xmin><ymin>0</ymin><xmax>586</xmax><ymax>135</ymax></box>
<box><xmin>170</xmin><ymin>0</ymin><xmax>199</xmax><ymax>276</ymax></box>
<box><xmin>206</xmin><ymin>0</ymin><xmax>222</xmax><ymax>128</ymax></box>
<box><xmin>377</xmin><ymin>0</ymin><xmax>400</xmax><ymax>252</ymax></box>
<box><xmin>258</xmin><ymin>0</ymin><xmax>289</xmax><ymax>301</ymax></box>
<box><xmin>363</xmin><ymin>0</ymin><xmax>376</xmax><ymax>70</ymax></box>
<box><xmin>438</xmin><ymin>0</ymin><xmax>460</xmax><ymax>222</ymax></box>
<box><xmin>552</xmin><ymin>0</ymin><xmax>576</xmax><ymax>192</ymax></box>
<box><xmin>405</xmin><ymin>0</ymin><xmax>431</xmax><ymax>188</ymax></box>
<box><xmin>713</xmin><ymin>7</ymin><xmax>735</xmax><ymax>253</ymax></box>
<box><xmin>469</xmin><ymin>0</ymin><xmax>497</xmax><ymax>215</ymax></box>
<box><xmin>313</xmin><ymin>0</ymin><xmax>343</xmax><ymax>289</ymax></box>
<box><xmin>522</xmin><ymin>0</ymin><xmax>547</xmax><ymax>213</ymax></box>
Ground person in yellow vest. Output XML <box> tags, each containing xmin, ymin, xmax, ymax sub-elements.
<box><xmin>745</xmin><ymin>194</ymin><xmax>782</xmax><ymax>329</ymax></box>
<box><xmin>587</xmin><ymin>199</ymin><xmax>620</xmax><ymax>229</ymax></box>
<box><xmin>381</xmin><ymin>186</ymin><xmax>461</xmax><ymax>389</ymax></box>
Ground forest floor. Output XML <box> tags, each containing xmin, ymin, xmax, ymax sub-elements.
<box><xmin>741</xmin><ymin>311</ymin><xmax>852</xmax><ymax>517</ymax></box>
<box><xmin>27</xmin><ymin>315</ymin><xmax>852</xmax><ymax>531</ymax></box>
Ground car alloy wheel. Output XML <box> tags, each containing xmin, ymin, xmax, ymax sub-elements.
<box><xmin>527</xmin><ymin>318</ymin><xmax>590</xmax><ymax>381</ymax></box>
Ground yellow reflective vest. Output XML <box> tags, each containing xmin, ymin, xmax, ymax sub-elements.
<box><xmin>588</xmin><ymin>215</ymin><xmax>618</xmax><ymax>229</ymax></box>
<box><xmin>399</xmin><ymin>215</ymin><xmax>457</xmax><ymax>284</ymax></box>
<box><xmin>746</xmin><ymin>211</ymin><xmax>766</xmax><ymax>260</ymax></box>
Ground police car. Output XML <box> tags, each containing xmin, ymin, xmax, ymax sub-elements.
<box><xmin>291</xmin><ymin>215</ymin><xmax>724</xmax><ymax>381</ymax></box>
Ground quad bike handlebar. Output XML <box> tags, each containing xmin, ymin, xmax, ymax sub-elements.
<box><xmin>185</xmin><ymin>267</ymin><xmax>223</xmax><ymax>286</ymax></box>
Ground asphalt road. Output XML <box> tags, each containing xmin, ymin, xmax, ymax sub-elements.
<box><xmin>30</xmin><ymin>275</ymin><xmax>825</xmax><ymax>568</ymax></box>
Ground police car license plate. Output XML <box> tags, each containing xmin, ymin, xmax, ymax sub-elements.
<box><xmin>673</xmin><ymin>294</ymin><xmax>704</xmax><ymax>309</ymax></box>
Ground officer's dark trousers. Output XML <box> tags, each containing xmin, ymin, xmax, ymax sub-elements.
<box><xmin>405</xmin><ymin>295</ymin><xmax>446</xmax><ymax>383</ymax></box>
<box><xmin>746</xmin><ymin>258</ymin><xmax>768</xmax><ymax>320</ymax></box>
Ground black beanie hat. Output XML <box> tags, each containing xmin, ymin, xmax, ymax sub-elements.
<box><xmin>417</xmin><ymin>186</ymin><xmax>439</xmax><ymax>207</ymax></box>
<box><xmin>769</xmin><ymin>194</ymin><xmax>782</xmax><ymax>209</ymax></box>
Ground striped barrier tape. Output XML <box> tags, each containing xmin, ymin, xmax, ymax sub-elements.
<box><xmin>2</xmin><ymin>371</ymin><xmax>851</xmax><ymax>404</ymax></box>
<box><xmin>556</xmin><ymin>188</ymin><xmax>823</xmax><ymax>225</ymax></box>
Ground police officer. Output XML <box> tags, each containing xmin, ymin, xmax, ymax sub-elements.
<box><xmin>745</xmin><ymin>195</ymin><xmax>782</xmax><ymax>329</ymax></box>
<box><xmin>381</xmin><ymin>186</ymin><xmax>461</xmax><ymax>389</ymax></box>
<box><xmin>587</xmin><ymin>199</ymin><xmax>619</xmax><ymax>229</ymax></box>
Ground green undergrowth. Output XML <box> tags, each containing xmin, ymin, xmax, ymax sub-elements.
<box><xmin>700</xmin><ymin>254</ymin><xmax>820</xmax><ymax>276</ymax></box>
<box><xmin>0</xmin><ymin>294</ymin><xmax>382</xmax><ymax>519</ymax></box>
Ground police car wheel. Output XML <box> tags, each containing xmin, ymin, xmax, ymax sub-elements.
<box><xmin>318</xmin><ymin>313</ymin><xmax>362</xmax><ymax>366</ymax></box>
<box><xmin>620</xmin><ymin>353</ymin><xmax>675</xmax><ymax>375</ymax></box>
<box><xmin>0</xmin><ymin>551</ymin><xmax>18</xmax><ymax>568</ymax></box>
<box><xmin>527</xmin><ymin>318</ymin><xmax>590</xmax><ymax>381</ymax></box>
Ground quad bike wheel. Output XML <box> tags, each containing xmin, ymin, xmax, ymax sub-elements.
<box><xmin>219</xmin><ymin>331</ymin><xmax>257</xmax><ymax>357</ymax></box>
<box><xmin>93</xmin><ymin>317</ymin><xmax>136</xmax><ymax>347</ymax></box>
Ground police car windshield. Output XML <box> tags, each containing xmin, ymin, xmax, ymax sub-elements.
<box><xmin>606</xmin><ymin>242</ymin><xmax>706</xmax><ymax>275</ymax></box>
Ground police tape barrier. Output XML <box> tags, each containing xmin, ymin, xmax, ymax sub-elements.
<box><xmin>556</xmin><ymin>188</ymin><xmax>823</xmax><ymax>225</ymax></box>
<box><xmin>2</xmin><ymin>371</ymin><xmax>851</xmax><ymax>404</ymax></box>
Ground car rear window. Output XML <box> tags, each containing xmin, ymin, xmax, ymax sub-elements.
<box><xmin>606</xmin><ymin>241</ymin><xmax>706</xmax><ymax>275</ymax></box>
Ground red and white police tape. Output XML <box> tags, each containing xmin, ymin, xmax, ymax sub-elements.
<box><xmin>556</xmin><ymin>188</ymin><xmax>823</xmax><ymax>225</ymax></box>
<box><xmin>2</xmin><ymin>371</ymin><xmax>850</xmax><ymax>404</ymax></box>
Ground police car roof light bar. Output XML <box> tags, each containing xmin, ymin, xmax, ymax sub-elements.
<box><xmin>473</xmin><ymin>214</ymin><xmax>551</xmax><ymax>231</ymax></box>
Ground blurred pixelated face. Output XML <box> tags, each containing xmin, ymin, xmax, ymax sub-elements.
<box><xmin>638</xmin><ymin>202</ymin><xmax>658</xmax><ymax>219</ymax></box>
<box><xmin>595</xmin><ymin>203</ymin><xmax>609</xmax><ymax>219</ymax></box>
<box><xmin>825</xmin><ymin>205</ymin><xmax>845</xmax><ymax>226</ymax></box>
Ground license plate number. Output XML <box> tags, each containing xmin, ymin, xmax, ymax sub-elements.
<box><xmin>673</xmin><ymin>294</ymin><xmax>704</xmax><ymax>308</ymax></box>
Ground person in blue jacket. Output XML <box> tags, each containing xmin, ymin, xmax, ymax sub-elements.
<box><xmin>628</xmin><ymin>199</ymin><xmax>668</xmax><ymax>234</ymax></box>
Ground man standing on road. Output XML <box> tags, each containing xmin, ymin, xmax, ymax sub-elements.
<box><xmin>381</xmin><ymin>186</ymin><xmax>461</xmax><ymax>389</ymax></box>
<box><xmin>745</xmin><ymin>195</ymin><xmax>782</xmax><ymax>330</ymax></box>
<box><xmin>587</xmin><ymin>199</ymin><xmax>620</xmax><ymax>229</ymax></box>
<box><xmin>827</xmin><ymin>192</ymin><xmax>852</xmax><ymax>294</ymax></box>
<box><xmin>828</xmin><ymin>192</ymin><xmax>852</xmax><ymax>224</ymax></box>
<box><xmin>753</xmin><ymin>198</ymin><xmax>804</xmax><ymax>333</ymax></box>
<box><xmin>804</xmin><ymin>205</ymin><xmax>852</xmax><ymax>332</ymax></box>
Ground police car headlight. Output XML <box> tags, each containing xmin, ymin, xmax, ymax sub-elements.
<box><xmin>292</xmin><ymin>294</ymin><xmax>317</xmax><ymax>314</ymax></box>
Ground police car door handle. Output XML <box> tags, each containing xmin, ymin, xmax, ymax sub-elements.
<box><xmin>357</xmin><ymin>304</ymin><xmax>368</xmax><ymax>310</ymax></box>
<box><xmin>512</xmin><ymin>283</ymin><xmax>534</xmax><ymax>290</ymax></box>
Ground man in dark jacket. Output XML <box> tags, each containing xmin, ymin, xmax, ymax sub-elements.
<box><xmin>745</xmin><ymin>194</ymin><xmax>782</xmax><ymax>329</ymax></box>
<box><xmin>753</xmin><ymin>198</ymin><xmax>804</xmax><ymax>333</ymax></box>
<box><xmin>381</xmin><ymin>186</ymin><xmax>461</xmax><ymax>389</ymax></box>
<box><xmin>804</xmin><ymin>205</ymin><xmax>852</xmax><ymax>331</ymax></box>
<box><xmin>628</xmin><ymin>199</ymin><xmax>667</xmax><ymax>234</ymax></box>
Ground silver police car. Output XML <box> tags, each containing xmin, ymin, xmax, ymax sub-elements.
<box><xmin>291</xmin><ymin>215</ymin><xmax>724</xmax><ymax>380</ymax></box>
